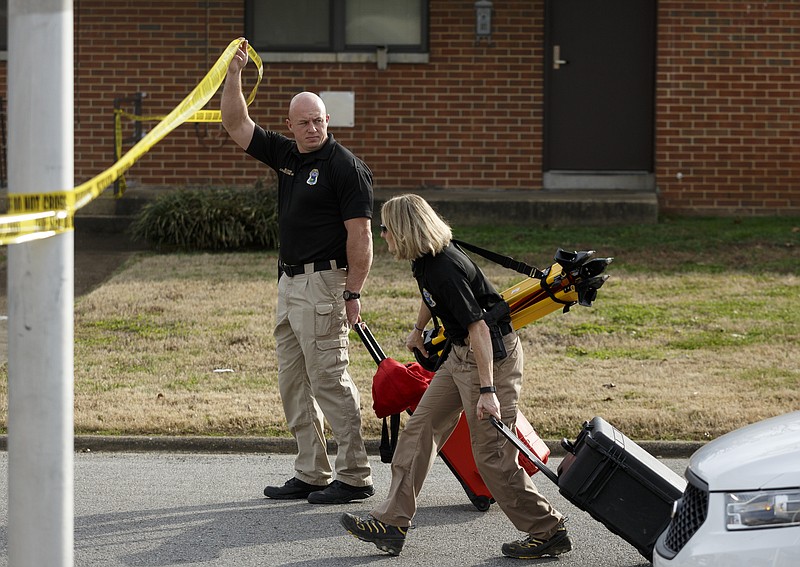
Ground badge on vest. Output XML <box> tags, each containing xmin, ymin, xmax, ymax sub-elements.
<box><xmin>307</xmin><ymin>169</ymin><xmax>319</xmax><ymax>186</ymax></box>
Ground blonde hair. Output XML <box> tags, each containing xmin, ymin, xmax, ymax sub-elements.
<box><xmin>381</xmin><ymin>194</ymin><xmax>452</xmax><ymax>260</ymax></box>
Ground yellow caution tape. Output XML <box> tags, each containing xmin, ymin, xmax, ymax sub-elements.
<box><xmin>0</xmin><ymin>38</ymin><xmax>262</xmax><ymax>245</ymax></box>
<box><xmin>115</xmin><ymin>108</ymin><xmax>226</xmax><ymax>124</ymax></box>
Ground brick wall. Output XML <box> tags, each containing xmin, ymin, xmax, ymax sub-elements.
<box><xmin>73</xmin><ymin>1</ymin><xmax>248</xmax><ymax>186</ymax></box>
<box><xmin>1</xmin><ymin>0</ymin><xmax>797</xmax><ymax>216</ymax></box>
<box><xmin>69</xmin><ymin>0</ymin><xmax>544</xmax><ymax>192</ymax></box>
<box><xmin>655</xmin><ymin>1</ymin><xmax>800</xmax><ymax>214</ymax></box>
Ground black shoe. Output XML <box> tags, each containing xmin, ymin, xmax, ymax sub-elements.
<box><xmin>340</xmin><ymin>512</ymin><xmax>407</xmax><ymax>556</ymax></box>
<box><xmin>308</xmin><ymin>480</ymin><xmax>375</xmax><ymax>504</ymax></box>
<box><xmin>263</xmin><ymin>477</ymin><xmax>327</xmax><ymax>500</ymax></box>
<box><xmin>501</xmin><ymin>518</ymin><xmax>572</xmax><ymax>559</ymax></box>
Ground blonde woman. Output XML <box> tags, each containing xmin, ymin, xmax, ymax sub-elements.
<box><xmin>340</xmin><ymin>194</ymin><xmax>572</xmax><ymax>559</ymax></box>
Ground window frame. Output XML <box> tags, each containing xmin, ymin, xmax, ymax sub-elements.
<box><xmin>0</xmin><ymin>0</ymin><xmax>7</xmax><ymax>54</ymax></box>
<box><xmin>244</xmin><ymin>0</ymin><xmax>429</xmax><ymax>55</ymax></box>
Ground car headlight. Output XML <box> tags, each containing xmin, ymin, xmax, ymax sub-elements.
<box><xmin>726</xmin><ymin>489</ymin><xmax>800</xmax><ymax>530</ymax></box>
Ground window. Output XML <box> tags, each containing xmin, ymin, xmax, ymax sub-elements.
<box><xmin>0</xmin><ymin>1</ymin><xmax>6</xmax><ymax>52</ymax></box>
<box><xmin>245</xmin><ymin>0</ymin><xmax>427</xmax><ymax>54</ymax></box>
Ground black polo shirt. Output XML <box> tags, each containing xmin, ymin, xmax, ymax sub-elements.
<box><xmin>245</xmin><ymin>126</ymin><xmax>373</xmax><ymax>265</ymax></box>
<box><xmin>411</xmin><ymin>243</ymin><xmax>509</xmax><ymax>341</ymax></box>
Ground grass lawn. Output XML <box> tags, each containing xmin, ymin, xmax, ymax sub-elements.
<box><xmin>1</xmin><ymin>215</ymin><xmax>797</xmax><ymax>441</ymax></box>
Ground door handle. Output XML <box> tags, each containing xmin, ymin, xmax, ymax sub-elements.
<box><xmin>553</xmin><ymin>45</ymin><xmax>568</xmax><ymax>70</ymax></box>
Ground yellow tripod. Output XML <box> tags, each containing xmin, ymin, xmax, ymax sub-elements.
<box><xmin>421</xmin><ymin>247</ymin><xmax>612</xmax><ymax>362</ymax></box>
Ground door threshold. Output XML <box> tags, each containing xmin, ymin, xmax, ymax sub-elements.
<box><xmin>544</xmin><ymin>171</ymin><xmax>656</xmax><ymax>191</ymax></box>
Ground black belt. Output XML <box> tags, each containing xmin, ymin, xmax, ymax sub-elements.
<box><xmin>452</xmin><ymin>321</ymin><xmax>513</xmax><ymax>346</ymax></box>
<box><xmin>279</xmin><ymin>259</ymin><xmax>347</xmax><ymax>277</ymax></box>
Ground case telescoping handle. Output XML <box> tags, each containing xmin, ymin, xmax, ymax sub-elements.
<box><xmin>490</xmin><ymin>416</ymin><xmax>559</xmax><ymax>485</ymax></box>
<box><xmin>354</xmin><ymin>322</ymin><xmax>387</xmax><ymax>365</ymax></box>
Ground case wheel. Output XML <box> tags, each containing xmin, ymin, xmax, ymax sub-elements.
<box><xmin>469</xmin><ymin>495</ymin><xmax>493</xmax><ymax>512</ymax></box>
<box><xmin>457</xmin><ymin>477</ymin><xmax>494</xmax><ymax>512</ymax></box>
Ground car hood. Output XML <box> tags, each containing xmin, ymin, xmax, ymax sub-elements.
<box><xmin>687</xmin><ymin>411</ymin><xmax>800</xmax><ymax>492</ymax></box>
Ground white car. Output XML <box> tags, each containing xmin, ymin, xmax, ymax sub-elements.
<box><xmin>653</xmin><ymin>410</ymin><xmax>800</xmax><ymax>567</ymax></box>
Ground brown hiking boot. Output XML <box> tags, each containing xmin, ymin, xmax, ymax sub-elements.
<box><xmin>501</xmin><ymin>518</ymin><xmax>573</xmax><ymax>559</ymax></box>
<box><xmin>340</xmin><ymin>512</ymin><xmax>407</xmax><ymax>556</ymax></box>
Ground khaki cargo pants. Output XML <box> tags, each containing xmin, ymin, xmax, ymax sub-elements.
<box><xmin>370</xmin><ymin>332</ymin><xmax>562</xmax><ymax>539</ymax></box>
<box><xmin>274</xmin><ymin>267</ymin><xmax>372</xmax><ymax>487</ymax></box>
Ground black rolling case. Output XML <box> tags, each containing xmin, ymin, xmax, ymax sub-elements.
<box><xmin>491</xmin><ymin>415</ymin><xmax>686</xmax><ymax>562</ymax></box>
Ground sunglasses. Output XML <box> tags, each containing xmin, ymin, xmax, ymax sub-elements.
<box><xmin>380</xmin><ymin>224</ymin><xmax>388</xmax><ymax>233</ymax></box>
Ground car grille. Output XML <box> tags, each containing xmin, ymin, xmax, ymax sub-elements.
<box><xmin>662</xmin><ymin>479</ymin><xmax>709</xmax><ymax>555</ymax></box>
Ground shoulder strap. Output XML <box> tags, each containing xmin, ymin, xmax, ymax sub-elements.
<box><xmin>452</xmin><ymin>239</ymin><xmax>545</xmax><ymax>279</ymax></box>
<box><xmin>452</xmin><ymin>239</ymin><xmax>572</xmax><ymax>308</ymax></box>
<box><xmin>379</xmin><ymin>414</ymin><xmax>401</xmax><ymax>464</ymax></box>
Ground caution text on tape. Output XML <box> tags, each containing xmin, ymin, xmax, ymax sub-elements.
<box><xmin>0</xmin><ymin>38</ymin><xmax>262</xmax><ymax>246</ymax></box>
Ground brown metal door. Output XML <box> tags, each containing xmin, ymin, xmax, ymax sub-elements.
<box><xmin>544</xmin><ymin>0</ymin><xmax>656</xmax><ymax>172</ymax></box>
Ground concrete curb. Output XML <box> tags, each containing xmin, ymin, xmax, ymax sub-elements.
<box><xmin>0</xmin><ymin>435</ymin><xmax>704</xmax><ymax>458</ymax></box>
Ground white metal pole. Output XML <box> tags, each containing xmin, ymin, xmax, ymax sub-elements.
<box><xmin>7</xmin><ymin>1</ymin><xmax>74</xmax><ymax>566</ymax></box>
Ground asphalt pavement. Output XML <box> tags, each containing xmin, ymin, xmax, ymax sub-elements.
<box><xmin>0</xmin><ymin>451</ymin><xmax>687</xmax><ymax>566</ymax></box>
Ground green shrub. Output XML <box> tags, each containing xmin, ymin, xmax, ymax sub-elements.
<box><xmin>129</xmin><ymin>184</ymin><xmax>279</xmax><ymax>251</ymax></box>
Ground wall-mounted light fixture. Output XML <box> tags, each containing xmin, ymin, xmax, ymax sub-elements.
<box><xmin>475</xmin><ymin>0</ymin><xmax>493</xmax><ymax>44</ymax></box>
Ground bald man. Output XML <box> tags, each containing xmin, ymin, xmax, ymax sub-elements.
<box><xmin>222</xmin><ymin>40</ymin><xmax>374</xmax><ymax>505</ymax></box>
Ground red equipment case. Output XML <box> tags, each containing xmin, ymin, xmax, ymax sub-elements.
<box><xmin>439</xmin><ymin>411</ymin><xmax>551</xmax><ymax>511</ymax></box>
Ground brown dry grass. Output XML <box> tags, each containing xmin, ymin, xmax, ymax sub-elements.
<box><xmin>6</xmin><ymin>240</ymin><xmax>792</xmax><ymax>442</ymax></box>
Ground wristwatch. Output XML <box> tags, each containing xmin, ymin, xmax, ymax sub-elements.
<box><xmin>343</xmin><ymin>290</ymin><xmax>361</xmax><ymax>301</ymax></box>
